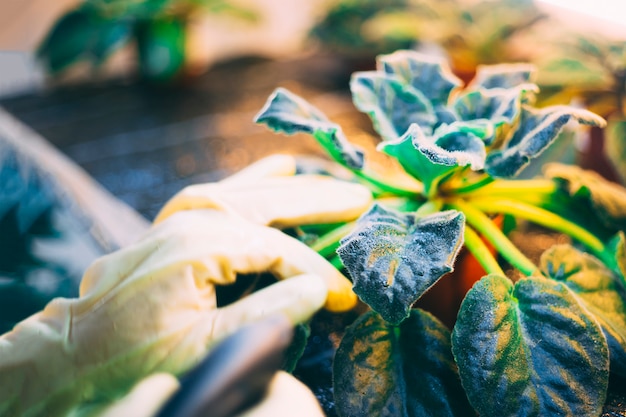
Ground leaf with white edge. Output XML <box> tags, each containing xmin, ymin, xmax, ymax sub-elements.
<box><xmin>334</xmin><ymin>310</ymin><xmax>472</xmax><ymax>417</ymax></box>
<box><xmin>485</xmin><ymin>105</ymin><xmax>606</xmax><ymax>178</ymax></box>
<box><xmin>452</xmin><ymin>274</ymin><xmax>609</xmax><ymax>417</ymax></box>
<box><xmin>469</xmin><ymin>63</ymin><xmax>537</xmax><ymax>90</ymax></box>
<box><xmin>377</xmin><ymin>50</ymin><xmax>463</xmax><ymax>106</ymax></box>
<box><xmin>254</xmin><ymin>88</ymin><xmax>364</xmax><ymax>170</ymax></box>
<box><xmin>379</xmin><ymin>123</ymin><xmax>486</xmax><ymax>194</ymax></box>
<box><xmin>337</xmin><ymin>204</ymin><xmax>465</xmax><ymax>325</ymax></box>
<box><xmin>452</xmin><ymin>85</ymin><xmax>537</xmax><ymax>145</ymax></box>
<box><xmin>429</xmin><ymin>124</ymin><xmax>487</xmax><ymax>171</ymax></box>
<box><xmin>351</xmin><ymin>71</ymin><xmax>437</xmax><ymax>141</ymax></box>
<box><xmin>434</xmin><ymin>120</ymin><xmax>497</xmax><ymax>146</ymax></box>
<box><xmin>544</xmin><ymin>163</ymin><xmax>626</xmax><ymax>231</ymax></box>
<box><xmin>541</xmin><ymin>244</ymin><xmax>626</xmax><ymax>377</ymax></box>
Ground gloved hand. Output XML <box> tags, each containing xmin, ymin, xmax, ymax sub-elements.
<box><xmin>0</xmin><ymin>155</ymin><xmax>372</xmax><ymax>417</ymax></box>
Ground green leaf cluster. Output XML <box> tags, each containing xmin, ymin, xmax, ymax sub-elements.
<box><xmin>255</xmin><ymin>50</ymin><xmax>626</xmax><ymax>416</ymax></box>
<box><xmin>309</xmin><ymin>0</ymin><xmax>545</xmax><ymax>72</ymax></box>
<box><xmin>37</xmin><ymin>0</ymin><xmax>258</xmax><ymax>81</ymax></box>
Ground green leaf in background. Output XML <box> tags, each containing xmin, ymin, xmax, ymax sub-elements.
<box><xmin>337</xmin><ymin>204</ymin><xmax>465</xmax><ymax>325</ymax></box>
<box><xmin>37</xmin><ymin>8</ymin><xmax>104</xmax><ymax>73</ymax></box>
<box><xmin>544</xmin><ymin>163</ymin><xmax>626</xmax><ymax>232</ymax></box>
<box><xmin>379</xmin><ymin>123</ymin><xmax>485</xmax><ymax>194</ymax></box>
<box><xmin>334</xmin><ymin>310</ymin><xmax>472</xmax><ymax>417</ymax></box>
<box><xmin>350</xmin><ymin>72</ymin><xmax>436</xmax><ymax>141</ymax></box>
<box><xmin>87</xmin><ymin>0</ymin><xmax>176</xmax><ymax>20</ymax></box>
<box><xmin>254</xmin><ymin>88</ymin><xmax>365</xmax><ymax>170</ymax></box>
<box><xmin>190</xmin><ymin>0</ymin><xmax>260</xmax><ymax>22</ymax></box>
<box><xmin>469</xmin><ymin>63</ymin><xmax>536</xmax><ymax>90</ymax></box>
<box><xmin>485</xmin><ymin>105</ymin><xmax>606</xmax><ymax>178</ymax></box>
<box><xmin>91</xmin><ymin>19</ymin><xmax>132</xmax><ymax>65</ymax></box>
<box><xmin>377</xmin><ymin>50</ymin><xmax>462</xmax><ymax>107</ymax></box>
<box><xmin>540</xmin><ymin>245</ymin><xmax>626</xmax><ymax>377</ymax></box>
<box><xmin>452</xmin><ymin>274</ymin><xmax>609</xmax><ymax>417</ymax></box>
<box><xmin>135</xmin><ymin>17</ymin><xmax>186</xmax><ymax>82</ymax></box>
<box><xmin>605</xmin><ymin>117</ymin><xmax>626</xmax><ymax>185</ymax></box>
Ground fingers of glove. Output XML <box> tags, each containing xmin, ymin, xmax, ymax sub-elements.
<box><xmin>236</xmin><ymin>371</ymin><xmax>324</xmax><ymax>417</ymax></box>
<box><xmin>219</xmin><ymin>154</ymin><xmax>297</xmax><ymax>185</ymax></box>
<box><xmin>209</xmin><ymin>274</ymin><xmax>327</xmax><ymax>344</ymax></box>
<box><xmin>82</xmin><ymin>210</ymin><xmax>356</xmax><ymax>311</ymax></box>
<box><xmin>155</xmin><ymin>174</ymin><xmax>372</xmax><ymax>227</ymax></box>
<box><xmin>98</xmin><ymin>373</ymin><xmax>180</xmax><ymax>417</ymax></box>
<box><xmin>154</xmin><ymin>155</ymin><xmax>297</xmax><ymax>224</ymax></box>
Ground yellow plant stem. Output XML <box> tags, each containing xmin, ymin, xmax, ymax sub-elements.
<box><xmin>467</xmin><ymin>196</ymin><xmax>606</xmax><ymax>254</ymax></box>
<box><xmin>464</xmin><ymin>225</ymin><xmax>505</xmax><ymax>276</ymax></box>
<box><xmin>449</xmin><ymin>200</ymin><xmax>538</xmax><ymax>276</ymax></box>
<box><xmin>310</xmin><ymin>221</ymin><xmax>356</xmax><ymax>257</ymax></box>
<box><xmin>461</xmin><ymin>178</ymin><xmax>558</xmax><ymax>197</ymax></box>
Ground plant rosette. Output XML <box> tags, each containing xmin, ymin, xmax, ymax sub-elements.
<box><xmin>254</xmin><ymin>50</ymin><xmax>626</xmax><ymax>417</ymax></box>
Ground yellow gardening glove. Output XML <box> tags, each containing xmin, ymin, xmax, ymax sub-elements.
<box><xmin>0</xmin><ymin>155</ymin><xmax>371</xmax><ymax>417</ymax></box>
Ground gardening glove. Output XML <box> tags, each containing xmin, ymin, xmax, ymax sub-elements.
<box><xmin>0</xmin><ymin>154</ymin><xmax>371</xmax><ymax>417</ymax></box>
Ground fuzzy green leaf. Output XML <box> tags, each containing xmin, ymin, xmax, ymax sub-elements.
<box><xmin>469</xmin><ymin>63</ymin><xmax>536</xmax><ymax>90</ymax></box>
<box><xmin>379</xmin><ymin>123</ymin><xmax>486</xmax><ymax>194</ymax></box>
<box><xmin>452</xmin><ymin>85</ymin><xmax>536</xmax><ymax>145</ymax></box>
<box><xmin>540</xmin><ymin>245</ymin><xmax>626</xmax><ymax>377</ymax></box>
<box><xmin>486</xmin><ymin>105</ymin><xmax>606</xmax><ymax>178</ymax></box>
<box><xmin>254</xmin><ymin>88</ymin><xmax>365</xmax><ymax>170</ymax></box>
<box><xmin>334</xmin><ymin>310</ymin><xmax>472</xmax><ymax>417</ymax></box>
<box><xmin>377</xmin><ymin>50</ymin><xmax>462</xmax><ymax>106</ymax></box>
<box><xmin>351</xmin><ymin>71</ymin><xmax>437</xmax><ymax>141</ymax></box>
<box><xmin>337</xmin><ymin>204</ymin><xmax>465</xmax><ymax>325</ymax></box>
<box><xmin>544</xmin><ymin>163</ymin><xmax>626</xmax><ymax>231</ymax></box>
<box><xmin>452</xmin><ymin>274</ymin><xmax>609</xmax><ymax>417</ymax></box>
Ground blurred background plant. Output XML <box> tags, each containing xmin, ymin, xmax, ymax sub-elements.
<box><xmin>534</xmin><ymin>36</ymin><xmax>626</xmax><ymax>182</ymax></box>
<box><xmin>309</xmin><ymin>0</ymin><xmax>546</xmax><ymax>77</ymax></box>
<box><xmin>37</xmin><ymin>0</ymin><xmax>259</xmax><ymax>82</ymax></box>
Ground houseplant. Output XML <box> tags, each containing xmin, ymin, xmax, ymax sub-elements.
<box><xmin>309</xmin><ymin>0</ymin><xmax>545</xmax><ymax>77</ymax></box>
<box><xmin>255</xmin><ymin>49</ymin><xmax>626</xmax><ymax>416</ymax></box>
<box><xmin>535</xmin><ymin>36</ymin><xmax>626</xmax><ymax>183</ymax></box>
<box><xmin>37</xmin><ymin>0</ymin><xmax>258</xmax><ymax>82</ymax></box>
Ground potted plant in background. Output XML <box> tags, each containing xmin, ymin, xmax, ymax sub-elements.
<box><xmin>309</xmin><ymin>0</ymin><xmax>545</xmax><ymax>80</ymax></box>
<box><xmin>534</xmin><ymin>36</ymin><xmax>626</xmax><ymax>183</ymax></box>
<box><xmin>36</xmin><ymin>0</ymin><xmax>258</xmax><ymax>82</ymax></box>
<box><xmin>254</xmin><ymin>49</ymin><xmax>626</xmax><ymax>416</ymax></box>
